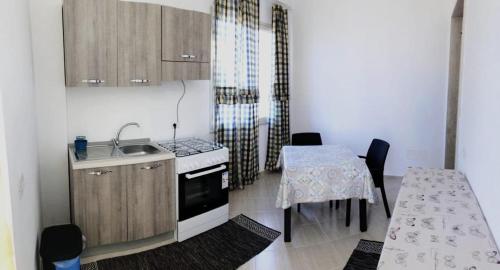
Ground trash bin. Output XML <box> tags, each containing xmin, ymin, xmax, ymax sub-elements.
<box><xmin>40</xmin><ymin>224</ymin><xmax>83</xmax><ymax>270</ymax></box>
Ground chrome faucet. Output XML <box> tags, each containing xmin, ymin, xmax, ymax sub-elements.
<box><xmin>113</xmin><ymin>122</ymin><xmax>140</xmax><ymax>147</ymax></box>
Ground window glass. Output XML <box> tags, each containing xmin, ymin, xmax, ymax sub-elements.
<box><xmin>259</xmin><ymin>26</ymin><xmax>273</xmax><ymax>121</ymax></box>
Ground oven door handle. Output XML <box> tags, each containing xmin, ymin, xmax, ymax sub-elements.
<box><xmin>185</xmin><ymin>165</ymin><xmax>227</xmax><ymax>179</ymax></box>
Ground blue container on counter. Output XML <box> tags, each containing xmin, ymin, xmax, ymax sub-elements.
<box><xmin>74</xmin><ymin>136</ymin><xmax>87</xmax><ymax>152</ymax></box>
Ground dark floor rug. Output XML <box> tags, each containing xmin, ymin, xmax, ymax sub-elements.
<box><xmin>81</xmin><ymin>215</ymin><xmax>280</xmax><ymax>270</ymax></box>
<box><xmin>343</xmin><ymin>239</ymin><xmax>384</xmax><ymax>270</ymax></box>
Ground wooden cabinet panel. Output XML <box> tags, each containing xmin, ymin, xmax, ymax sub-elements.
<box><xmin>193</xmin><ymin>11</ymin><xmax>212</xmax><ymax>63</ymax></box>
<box><xmin>63</xmin><ymin>0</ymin><xmax>118</xmax><ymax>87</ymax></box>
<box><xmin>71</xmin><ymin>166</ymin><xmax>127</xmax><ymax>247</ymax></box>
<box><xmin>162</xmin><ymin>6</ymin><xmax>191</xmax><ymax>62</ymax></box>
<box><xmin>162</xmin><ymin>62</ymin><xmax>210</xmax><ymax>81</ymax></box>
<box><xmin>118</xmin><ymin>2</ymin><xmax>161</xmax><ymax>86</ymax></box>
<box><xmin>126</xmin><ymin>160</ymin><xmax>175</xmax><ymax>241</ymax></box>
<box><xmin>162</xmin><ymin>6</ymin><xmax>211</xmax><ymax>63</ymax></box>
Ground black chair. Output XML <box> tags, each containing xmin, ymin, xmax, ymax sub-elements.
<box><xmin>291</xmin><ymin>133</ymin><xmax>335</xmax><ymax>212</ymax></box>
<box><xmin>291</xmin><ymin>132</ymin><xmax>322</xmax><ymax>146</ymax></box>
<box><xmin>345</xmin><ymin>139</ymin><xmax>391</xmax><ymax>226</ymax></box>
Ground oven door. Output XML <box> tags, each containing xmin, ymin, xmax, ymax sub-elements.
<box><xmin>178</xmin><ymin>163</ymin><xmax>229</xmax><ymax>221</ymax></box>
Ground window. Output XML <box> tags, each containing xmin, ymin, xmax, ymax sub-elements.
<box><xmin>259</xmin><ymin>24</ymin><xmax>273</xmax><ymax>123</ymax></box>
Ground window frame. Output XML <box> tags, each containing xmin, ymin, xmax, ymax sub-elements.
<box><xmin>258</xmin><ymin>23</ymin><xmax>273</xmax><ymax>126</ymax></box>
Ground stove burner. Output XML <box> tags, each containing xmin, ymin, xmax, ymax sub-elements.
<box><xmin>159</xmin><ymin>138</ymin><xmax>223</xmax><ymax>157</ymax></box>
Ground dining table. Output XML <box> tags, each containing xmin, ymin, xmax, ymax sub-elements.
<box><xmin>276</xmin><ymin>145</ymin><xmax>378</xmax><ymax>242</ymax></box>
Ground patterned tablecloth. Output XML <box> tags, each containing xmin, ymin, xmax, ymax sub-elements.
<box><xmin>275</xmin><ymin>145</ymin><xmax>377</xmax><ymax>209</ymax></box>
<box><xmin>378</xmin><ymin>168</ymin><xmax>500</xmax><ymax>269</ymax></box>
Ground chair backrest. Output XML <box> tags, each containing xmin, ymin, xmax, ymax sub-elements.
<box><xmin>291</xmin><ymin>133</ymin><xmax>322</xmax><ymax>146</ymax></box>
<box><xmin>365</xmin><ymin>139</ymin><xmax>390</xmax><ymax>187</ymax></box>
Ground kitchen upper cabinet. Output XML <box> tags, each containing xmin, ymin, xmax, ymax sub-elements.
<box><xmin>63</xmin><ymin>0</ymin><xmax>118</xmax><ymax>87</ymax></box>
<box><xmin>71</xmin><ymin>166</ymin><xmax>127</xmax><ymax>247</ymax></box>
<box><xmin>63</xmin><ymin>1</ymin><xmax>212</xmax><ymax>85</ymax></box>
<box><xmin>127</xmin><ymin>160</ymin><xmax>176</xmax><ymax>241</ymax></box>
<box><xmin>162</xmin><ymin>7</ymin><xmax>211</xmax><ymax>63</ymax></box>
<box><xmin>118</xmin><ymin>2</ymin><xmax>161</xmax><ymax>86</ymax></box>
<box><xmin>161</xmin><ymin>6</ymin><xmax>211</xmax><ymax>81</ymax></box>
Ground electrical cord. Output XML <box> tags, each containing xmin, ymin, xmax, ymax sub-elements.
<box><xmin>173</xmin><ymin>80</ymin><xmax>186</xmax><ymax>141</ymax></box>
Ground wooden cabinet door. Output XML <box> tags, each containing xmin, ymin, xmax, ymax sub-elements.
<box><xmin>162</xmin><ymin>7</ymin><xmax>211</xmax><ymax>63</ymax></box>
<box><xmin>63</xmin><ymin>0</ymin><xmax>118</xmax><ymax>87</ymax></box>
<box><xmin>118</xmin><ymin>2</ymin><xmax>161</xmax><ymax>86</ymax></box>
<box><xmin>127</xmin><ymin>159</ymin><xmax>176</xmax><ymax>241</ymax></box>
<box><xmin>192</xmin><ymin>11</ymin><xmax>212</xmax><ymax>63</ymax></box>
<box><xmin>162</xmin><ymin>6</ymin><xmax>193</xmax><ymax>62</ymax></box>
<box><xmin>71</xmin><ymin>166</ymin><xmax>127</xmax><ymax>247</ymax></box>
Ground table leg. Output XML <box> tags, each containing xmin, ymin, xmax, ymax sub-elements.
<box><xmin>345</xmin><ymin>199</ymin><xmax>351</xmax><ymax>227</ymax></box>
<box><xmin>360</xmin><ymin>199</ymin><xmax>367</xmax><ymax>232</ymax></box>
<box><xmin>284</xmin><ymin>207</ymin><xmax>291</xmax><ymax>242</ymax></box>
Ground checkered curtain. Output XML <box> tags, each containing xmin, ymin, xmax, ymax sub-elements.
<box><xmin>265</xmin><ymin>5</ymin><xmax>290</xmax><ymax>170</ymax></box>
<box><xmin>214</xmin><ymin>0</ymin><xmax>260</xmax><ymax>190</ymax></box>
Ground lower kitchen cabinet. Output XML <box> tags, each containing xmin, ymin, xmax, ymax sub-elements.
<box><xmin>71</xmin><ymin>166</ymin><xmax>128</xmax><ymax>247</ymax></box>
<box><xmin>127</xmin><ymin>160</ymin><xmax>176</xmax><ymax>241</ymax></box>
<box><xmin>70</xmin><ymin>159</ymin><xmax>175</xmax><ymax>247</ymax></box>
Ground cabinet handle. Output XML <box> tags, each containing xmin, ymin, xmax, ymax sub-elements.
<box><xmin>82</xmin><ymin>79</ymin><xmax>105</xmax><ymax>84</ymax></box>
<box><xmin>130</xmin><ymin>79</ymin><xmax>150</xmax><ymax>84</ymax></box>
<box><xmin>189</xmin><ymin>55</ymin><xmax>196</xmax><ymax>59</ymax></box>
<box><xmin>88</xmin><ymin>170</ymin><xmax>112</xmax><ymax>176</ymax></box>
<box><xmin>185</xmin><ymin>165</ymin><xmax>227</xmax><ymax>179</ymax></box>
<box><xmin>181</xmin><ymin>54</ymin><xmax>190</xmax><ymax>59</ymax></box>
<box><xmin>141</xmin><ymin>163</ymin><xmax>162</xmax><ymax>170</ymax></box>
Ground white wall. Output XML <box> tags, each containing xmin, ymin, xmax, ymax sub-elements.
<box><xmin>30</xmin><ymin>0</ymin><xmax>71</xmax><ymax>228</ymax></box>
<box><xmin>456</xmin><ymin>0</ymin><xmax>500</xmax><ymax>244</ymax></box>
<box><xmin>0</xmin><ymin>0</ymin><xmax>42</xmax><ymax>269</ymax></box>
<box><xmin>290</xmin><ymin>0</ymin><xmax>453</xmax><ymax>176</ymax></box>
<box><xmin>0</xmin><ymin>94</ymin><xmax>17</xmax><ymax>270</ymax></box>
<box><xmin>66</xmin><ymin>82</ymin><xmax>212</xmax><ymax>142</ymax></box>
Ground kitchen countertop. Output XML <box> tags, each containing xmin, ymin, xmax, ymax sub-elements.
<box><xmin>68</xmin><ymin>138</ymin><xmax>175</xmax><ymax>170</ymax></box>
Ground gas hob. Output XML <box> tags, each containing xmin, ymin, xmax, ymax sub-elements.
<box><xmin>158</xmin><ymin>138</ymin><xmax>223</xmax><ymax>158</ymax></box>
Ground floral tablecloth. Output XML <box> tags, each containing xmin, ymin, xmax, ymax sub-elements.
<box><xmin>275</xmin><ymin>145</ymin><xmax>377</xmax><ymax>209</ymax></box>
<box><xmin>378</xmin><ymin>168</ymin><xmax>500</xmax><ymax>269</ymax></box>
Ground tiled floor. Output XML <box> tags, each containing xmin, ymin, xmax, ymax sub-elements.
<box><xmin>229</xmin><ymin>171</ymin><xmax>402</xmax><ymax>270</ymax></box>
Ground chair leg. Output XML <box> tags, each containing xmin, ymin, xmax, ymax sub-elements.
<box><xmin>380</xmin><ymin>186</ymin><xmax>391</xmax><ymax>218</ymax></box>
<box><xmin>359</xmin><ymin>199</ymin><xmax>367</xmax><ymax>232</ymax></box>
<box><xmin>329</xmin><ymin>200</ymin><xmax>333</xmax><ymax>208</ymax></box>
<box><xmin>335</xmin><ymin>200</ymin><xmax>340</xmax><ymax>210</ymax></box>
<box><xmin>297</xmin><ymin>203</ymin><xmax>301</xmax><ymax>213</ymax></box>
<box><xmin>345</xmin><ymin>199</ymin><xmax>351</xmax><ymax>227</ymax></box>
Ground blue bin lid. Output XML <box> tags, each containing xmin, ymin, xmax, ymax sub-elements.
<box><xmin>53</xmin><ymin>257</ymin><xmax>80</xmax><ymax>267</ymax></box>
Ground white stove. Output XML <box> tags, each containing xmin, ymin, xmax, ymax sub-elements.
<box><xmin>159</xmin><ymin>138</ymin><xmax>228</xmax><ymax>174</ymax></box>
<box><xmin>158</xmin><ymin>138</ymin><xmax>229</xmax><ymax>242</ymax></box>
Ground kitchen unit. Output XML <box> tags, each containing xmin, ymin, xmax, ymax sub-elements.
<box><xmin>68</xmin><ymin>139</ymin><xmax>176</xmax><ymax>248</ymax></box>
<box><xmin>161</xmin><ymin>6</ymin><xmax>211</xmax><ymax>81</ymax></box>
<box><xmin>62</xmin><ymin>0</ymin><xmax>211</xmax><ymax>87</ymax></box>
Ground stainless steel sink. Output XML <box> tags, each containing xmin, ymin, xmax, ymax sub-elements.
<box><xmin>119</xmin><ymin>144</ymin><xmax>161</xmax><ymax>156</ymax></box>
